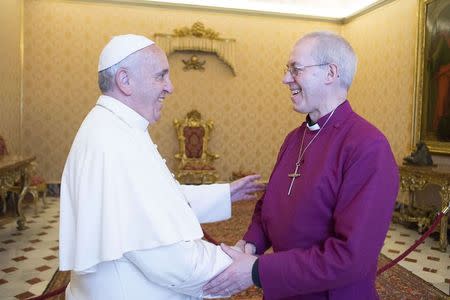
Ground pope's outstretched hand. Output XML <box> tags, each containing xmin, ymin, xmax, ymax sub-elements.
<box><xmin>230</xmin><ymin>174</ymin><xmax>265</xmax><ymax>203</ymax></box>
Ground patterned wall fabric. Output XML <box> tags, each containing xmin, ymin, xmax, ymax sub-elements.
<box><xmin>22</xmin><ymin>0</ymin><xmax>340</xmax><ymax>181</ymax></box>
<box><xmin>18</xmin><ymin>0</ymin><xmax>417</xmax><ymax>182</ymax></box>
<box><xmin>343</xmin><ymin>0</ymin><xmax>417</xmax><ymax>165</ymax></box>
<box><xmin>0</xmin><ymin>0</ymin><xmax>21</xmax><ymax>155</ymax></box>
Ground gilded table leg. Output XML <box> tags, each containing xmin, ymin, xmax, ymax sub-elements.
<box><xmin>16</xmin><ymin>186</ymin><xmax>29</xmax><ymax>230</ymax></box>
<box><xmin>439</xmin><ymin>186</ymin><xmax>449</xmax><ymax>252</ymax></box>
<box><xmin>16</xmin><ymin>169</ymin><xmax>30</xmax><ymax>231</ymax></box>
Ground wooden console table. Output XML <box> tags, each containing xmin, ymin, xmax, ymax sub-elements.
<box><xmin>396</xmin><ymin>165</ymin><xmax>450</xmax><ymax>252</ymax></box>
<box><xmin>0</xmin><ymin>155</ymin><xmax>36</xmax><ymax>230</ymax></box>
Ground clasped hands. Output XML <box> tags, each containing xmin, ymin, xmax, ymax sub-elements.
<box><xmin>203</xmin><ymin>240</ymin><xmax>258</xmax><ymax>297</ymax></box>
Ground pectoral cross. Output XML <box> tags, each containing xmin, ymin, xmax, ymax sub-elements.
<box><xmin>287</xmin><ymin>163</ymin><xmax>301</xmax><ymax>195</ymax></box>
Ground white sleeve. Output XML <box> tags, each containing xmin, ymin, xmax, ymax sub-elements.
<box><xmin>123</xmin><ymin>240</ymin><xmax>232</xmax><ymax>298</ymax></box>
<box><xmin>181</xmin><ymin>184</ymin><xmax>231</xmax><ymax>223</ymax></box>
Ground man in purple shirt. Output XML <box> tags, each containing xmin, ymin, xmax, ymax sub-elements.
<box><xmin>203</xmin><ymin>31</ymin><xmax>399</xmax><ymax>299</ymax></box>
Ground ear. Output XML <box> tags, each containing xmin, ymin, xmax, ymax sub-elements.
<box><xmin>325</xmin><ymin>63</ymin><xmax>339</xmax><ymax>84</ymax></box>
<box><xmin>115</xmin><ymin>68</ymin><xmax>132</xmax><ymax>96</ymax></box>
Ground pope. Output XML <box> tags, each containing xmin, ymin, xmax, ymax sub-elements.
<box><xmin>59</xmin><ymin>34</ymin><xmax>265</xmax><ymax>300</ymax></box>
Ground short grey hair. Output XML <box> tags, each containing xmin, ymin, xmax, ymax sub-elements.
<box><xmin>97</xmin><ymin>50</ymin><xmax>143</xmax><ymax>93</ymax></box>
<box><xmin>98</xmin><ymin>63</ymin><xmax>121</xmax><ymax>93</ymax></box>
<box><xmin>299</xmin><ymin>31</ymin><xmax>357</xmax><ymax>90</ymax></box>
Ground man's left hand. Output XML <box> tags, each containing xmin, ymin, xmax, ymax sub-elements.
<box><xmin>230</xmin><ymin>174</ymin><xmax>265</xmax><ymax>203</ymax></box>
<box><xmin>203</xmin><ymin>243</ymin><xmax>257</xmax><ymax>297</ymax></box>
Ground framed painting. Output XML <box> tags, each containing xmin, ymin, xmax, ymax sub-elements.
<box><xmin>413</xmin><ymin>0</ymin><xmax>450</xmax><ymax>154</ymax></box>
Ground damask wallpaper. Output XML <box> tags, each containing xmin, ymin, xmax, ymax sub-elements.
<box><xmin>0</xmin><ymin>0</ymin><xmax>22</xmax><ymax>155</ymax></box>
<box><xmin>343</xmin><ymin>0</ymin><xmax>417</xmax><ymax>165</ymax></box>
<box><xmin>22</xmin><ymin>0</ymin><xmax>340</xmax><ymax>181</ymax></box>
<box><xmin>15</xmin><ymin>0</ymin><xmax>417</xmax><ymax>182</ymax></box>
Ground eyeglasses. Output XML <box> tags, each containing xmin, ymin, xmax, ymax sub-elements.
<box><xmin>284</xmin><ymin>63</ymin><xmax>329</xmax><ymax>77</ymax></box>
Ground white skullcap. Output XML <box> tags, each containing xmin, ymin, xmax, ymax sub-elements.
<box><xmin>98</xmin><ymin>34</ymin><xmax>155</xmax><ymax>72</ymax></box>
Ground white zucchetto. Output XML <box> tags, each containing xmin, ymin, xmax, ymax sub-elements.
<box><xmin>98</xmin><ymin>34</ymin><xmax>155</xmax><ymax>72</ymax></box>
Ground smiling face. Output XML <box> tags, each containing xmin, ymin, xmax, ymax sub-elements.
<box><xmin>282</xmin><ymin>38</ymin><xmax>327</xmax><ymax>119</ymax></box>
<box><xmin>129</xmin><ymin>45</ymin><xmax>174</xmax><ymax>125</ymax></box>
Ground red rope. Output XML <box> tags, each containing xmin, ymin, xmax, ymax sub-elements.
<box><xmin>376</xmin><ymin>212</ymin><xmax>445</xmax><ymax>275</ymax></box>
<box><xmin>27</xmin><ymin>286</ymin><xmax>67</xmax><ymax>300</ymax></box>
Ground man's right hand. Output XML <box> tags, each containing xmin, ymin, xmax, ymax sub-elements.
<box><xmin>234</xmin><ymin>240</ymin><xmax>256</xmax><ymax>255</ymax></box>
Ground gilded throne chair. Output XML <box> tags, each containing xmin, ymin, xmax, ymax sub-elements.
<box><xmin>0</xmin><ymin>135</ymin><xmax>47</xmax><ymax>214</ymax></box>
<box><xmin>174</xmin><ymin>110</ymin><xmax>219</xmax><ymax>184</ymax></box>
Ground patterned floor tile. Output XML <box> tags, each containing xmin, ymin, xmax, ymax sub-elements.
<box><xmin>12</xmin><ymin>256</ymin><xmax>27</xmax><ymax>262</ymax></box>
<box><xmin>382</xmin><ymin>222</ymin><xmax>450</xmax><ymax>295</ymax></box>
<box><xmin>0</xmin><ymin>198</ymin><xmax>60</xmax><ymax>298</ymax></box>
<box><xmin>14</xmin><ymin>291</ymin><xmax>35</xmax><ymax>299</ymax></box>
<box><xmin>43</xmin><ymin>255</ymin><xmax>57</xmax><ymax>261</ymax></box>
<box><xmin>25</xmin><ymin>277</ymin><xmax>42</xmax><ymax>285</ymax></box>
<box><xmin>35</xmin><ymin>265</ymin><xmax>51</xmax><ymax>272</ymax></box>
<box><xmin>21</xmin><ymin>247</ymin><xmax>35</xmax><ymax>252</ymax></box>
<box><xmin>2</xmin><ymin>267</ymin><xmax>18</xmax><ymax>274</ymax></box>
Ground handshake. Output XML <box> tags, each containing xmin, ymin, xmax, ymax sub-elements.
<box><xmin>203</xmin><ymin>240</ymin><xmax>258</xmax><ymax>298</ymax></box>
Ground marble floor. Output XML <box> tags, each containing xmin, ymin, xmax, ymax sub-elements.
<box><xmin>0</xmin><ymin>198</ymin><xmax>449</xmax><ymax>299</ymax></box>
<box><xmin>381</xmin><ymin>222</ymin><xmax>450</xmax><ymax>296</ymax></box>
<box><xmin>0</xmin><ymin>198</ymin><xmax>59</xmax><ymax>300</ymax></box>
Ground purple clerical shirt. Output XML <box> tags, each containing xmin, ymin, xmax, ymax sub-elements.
<box><xmin>243</xmin><ymin>101</ymin><xmax>399</xmax><ymax>300</ymax></box>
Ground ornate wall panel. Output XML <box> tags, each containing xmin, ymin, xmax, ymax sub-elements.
<box><xmin>342</xmin><ymin>0</ymin><xmax>418</xmax><ymax>163</ymax></box>
<box><xmin>21</xmin><ymin>0</ymin><xmax>422</xmax><ymax>182</ymax></box>
<box><xmin>0</xmin><ymin>0</ymin><xmax>21</xmax><ymax>155</ymax></box>
<box><xmin>23</xmin><ymin>0</ymin><xmax>340</xmax><ymax>181</ymax></box>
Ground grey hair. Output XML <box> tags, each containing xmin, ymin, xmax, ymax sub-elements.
<box><xmin>97</xmin><ymin>50</ymin><xmax>143</xmax><ymax>93</ymax></box>
<box><xmin>98</xmin><ymin>63</ymin><xmax>121</xmax><ymax>93</ymax></box>
<box><xmin>299</xmin><ymin>31</ymin><xmax>357</xmax><ymax>90</ymax></box>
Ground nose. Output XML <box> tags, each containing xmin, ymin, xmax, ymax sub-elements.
<box><xmin>165</xmin><ymin>77</ymin><xmax>174</xmax><ymax>94</ymax></box>
<box><xmin>282</xmin><ymin>71</ymin><xmax>293</xmax><ymax>84</ymax></box>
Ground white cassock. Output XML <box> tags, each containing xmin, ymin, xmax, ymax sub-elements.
<box><xmin>59</xmin><ymin>95</ymin><xmax>233</xmax><ymax>299</ymax></box>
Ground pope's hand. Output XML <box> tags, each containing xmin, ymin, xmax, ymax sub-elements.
<box><xmin>203</xmin><ymin>243</ymin><xmax>257</xmax><ymax>297</ymax></box>
<box><xmin>234</xmin><ymin>240</ymin><xmax>256</xmax><ymax>255</ymax></box>
<box><xmin>230</xmin><ymin>174</ymin><xmax>266</xmax><ymax>203</ymax></box>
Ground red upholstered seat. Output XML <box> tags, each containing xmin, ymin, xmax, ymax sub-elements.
<box><xmin>183</xmin><ymin>127</ymin><xmax>205</xmax><ymax>159</ymax></box>
<box><xmin>174</xmin><ymin>110</ymin><xmax>219</xmax><ymax>184</ymax></box>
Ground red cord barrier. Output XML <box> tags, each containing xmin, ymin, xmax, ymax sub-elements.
<box><xmin>376</xmin><ymin>211</ymin><xmax>445</xmax><ymax>275</ymax></box>
<box><xmin>28</xmin><ymin>206</ymin><xmax>449</xmax><ymax>299</ymax></box>
<box><xmin>27</xmin><ymin>286</ymin><xmax>67</xmax><ymax>300</ymax></box>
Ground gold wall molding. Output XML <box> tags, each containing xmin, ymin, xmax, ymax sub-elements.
<box><xmin>173</xmin><ymin>21</ymin><xmax>220</xmax><ymax>40</ymax></box>
<box><xmin>155</xmin><ymin>22</ymin><xmax>236</xmax><ymax>75</ymax></box>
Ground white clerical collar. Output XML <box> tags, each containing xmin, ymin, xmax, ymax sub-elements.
<box><xmin>306</xmin><ymin>115</ymin><xmax>321</xmax><ymax>131</ymax></box>
<box><xmin>306</xmin><ymin>122</ymin><xmax>320</xmax><ymax>131</ymax></box>
<box><xmin>96</xmin><ymin>95</ymin><xmax>149</xmax><ymax>131</ymax></box>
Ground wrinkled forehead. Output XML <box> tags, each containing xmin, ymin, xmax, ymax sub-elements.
<box><xmin>141</xmin><ymin>45</ymin><xmax>170</xmax><ymax>70</ymax></box>
<box><xmin>288</xmin><ymin>38</ymin><xmax>317</xmax><ymax>65</ymax></box>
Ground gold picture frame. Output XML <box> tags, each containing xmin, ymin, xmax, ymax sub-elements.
<box><xmin>413</xmin><ymin>0</ymin><xmax>450</xmax><ymax>154</ymax></box>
